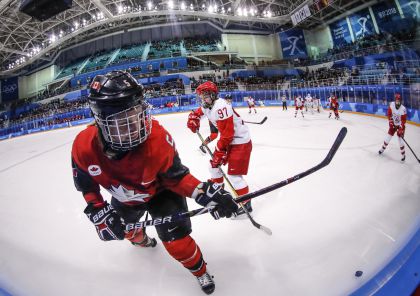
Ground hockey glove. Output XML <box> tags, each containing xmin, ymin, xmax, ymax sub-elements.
<box><xmin>389</xmin><ymin>120</ymin><xmax>395</xmax><ymax>131</ymax></box>
<box><xmin>192</xmin><ymin>181</ymin><xmax>238</xmax><ymax>219</ymax></box>
<box><xmin>397</xmin><ymin>126</ymin><xmax>405</xmax><ymax>138</ymax></box>
<box><xmin>210</xmin><ymin>148</ymin><xmax>228</xmax><ymax>168</ymax></box>
<box><xmin>84</xmin><ymin>202</ymin><xmax>125</xmax><ymax>241</ymax></box>
<box><xmin>187</xmin><ymin>112</ymin><xmax>201</xmax><ymax>133</ymax></box>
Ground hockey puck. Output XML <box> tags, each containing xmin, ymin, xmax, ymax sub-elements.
<box><xmin>355</xmin><ymin>271</ymin><xmax>363</xmax><ymax>277</ymax></box>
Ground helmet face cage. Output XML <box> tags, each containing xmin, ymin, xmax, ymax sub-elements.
<box><xmin>198</xmin><ymin>91</ymin><xmax>217</xmax><ymax>109</ymax></box>
<box><xmin>95</xmin><ymin>102</ymin><xmax>152</xmax><ymax>151</ymax></box>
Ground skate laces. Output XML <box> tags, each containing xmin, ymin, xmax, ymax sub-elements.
<box><xmin>197</xmin><ymin>272</ymin><xmax>214</xmax><ymax>286</ymax></box>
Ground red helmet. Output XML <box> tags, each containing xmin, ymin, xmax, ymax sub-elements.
<box><xmin>196</xmin><ymin>81</ymin><xmax>218</xmax><ymax>108</ymax></box>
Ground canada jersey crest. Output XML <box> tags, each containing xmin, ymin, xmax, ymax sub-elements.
<box><xmin>106</xmin><ymin>184</ymin><xmax>150</xmax><ymax>203</ymax></box>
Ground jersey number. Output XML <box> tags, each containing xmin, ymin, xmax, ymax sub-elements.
<box><xmin>217</xmin><ymin>107</ymin><xmax>228</xmax><ymax>119</ymax></box>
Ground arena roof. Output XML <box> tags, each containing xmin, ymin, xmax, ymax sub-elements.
<box><xmin>0</xmin><ymin>0</ymin><xmax>369</xmax><ymax>77</ymax></box>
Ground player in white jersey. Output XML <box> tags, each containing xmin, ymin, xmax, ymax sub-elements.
<box><xmin>294</xmin><ymin>96</ymin><xmax>304</xmax><ymax>118</ymax></box>
<box><xmin>305</xmin><ymin>93</ymin><xmax>314</xmax><ymax>114</ymax></box>
<box><xmin>312</xmin><ymin>96</ymin><xmax>320</xmax><ymax>113</ymax></box>
<box><xmin>246</xmin><ymin>96</ymin><xmax>257</xmax><ymax>114</ymax></box>
<box><xmin>187</xmin><ymin>81</ymin><xmax>253</xmax><ymax>216</ymax></box>
<box><xmin>378</xmin><ymin>93</ymin><xmax>407</xmax><ymax>161</ymax></box>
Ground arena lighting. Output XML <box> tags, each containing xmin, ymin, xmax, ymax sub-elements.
<box><xmin>243</xmin><ymin>7</ymin><xmax>248</xmax><ymax>17</ymax></box>
<box><xmin>74</xmin><ymin>21</ymin><xmax>79</xmax><ymax>29</ymax></box>
<box><xmin>263</xmin><ymin>10</ymin><xmax>272</xmax><ymax>18</ymax></box>
<box><xmin>167</xmin><ymin>0</ymin><xmax>174</xmax><ymax>9</ymax></box>
<box><xmin>117</xmin><ymin>5</ymin><xmax>123</xmax><ymax>14</ymax></box>
<box><xmin>207</xmin><ymin>5</ymin><xmax>214</xmax><ymax>13</ymax></box>
<box><xmin>147</xmin><ymin>1</ymin><xmax>152</xmax><ymax>10</ymax></box>
<box><xmin>180</xmin><ymin>2</ymin><xmax>186</xmax><ymax>10</ymax></box>
<box><xmin>190</xmin><ymin>3</ymin><xmax>194</xmax><ymax>10</ymax></box>
<box><xmin>50</xmin><ymin>34</ymin><xmax>57</xmax><ymax>43</ymax></box>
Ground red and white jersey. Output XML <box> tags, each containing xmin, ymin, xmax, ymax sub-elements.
<box><xmin>295</xmin><ymin>97</ymin><xmax>303</xmax><ymax>107</ymax></box>
<box><xmin>72</xmin><ymin>120</ymin><xmax>200</xmax><ymax>205</ymax></box>
<box><xmin>388</xmin><ymin>102</ymin><xmax>407</xmax><ymax>127</ymax></box>
<box><xmin>247</xmin><ymin>97</ymin><xmax>255</xmax><ymax>107</ymax></box>
<box><xmin>194</xmin><ymin>98</ymin><xmax>250</xmax><ymax>150</ymax></box>
<box><xmin>305</xmin><ymin>94</ymin><xmax>313</xmax><ymax>103</ymax></box>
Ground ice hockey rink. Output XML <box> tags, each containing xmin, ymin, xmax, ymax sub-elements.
<box><xmin>0</xmin><ymin>106</ymin><xmax>419</xmax><ymax>296</ymax></box>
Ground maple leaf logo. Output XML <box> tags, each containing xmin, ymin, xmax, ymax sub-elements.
<box><xmin>107</xmin><ymin>184</ymin><xmax>150</xmax><ymax>203</ymax></box>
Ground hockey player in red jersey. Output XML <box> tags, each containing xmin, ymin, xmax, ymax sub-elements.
<box><xmin>71</xmin><ymin>71</ymin><xmax>238</xmax><ymax>295</ymax></box>
<box><xmin>294</xmin><ymin>95</ymin><xmax>304</xmax><ymax>118</ymax></box>
<box><xmin>187</xmin><ymin>81</ymin><xmax>253</xmax><ymax>217</ymax></box>
<box><xmin>328</xmin><ymin>95</ymin><xmax>340</xmax><ymax>119</ymax></box>
<box><xmin>378</xmin><ymin>93</ymin><xmax>407</xmax><ymax>161</ymax></box>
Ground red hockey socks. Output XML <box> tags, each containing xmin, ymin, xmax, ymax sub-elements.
<box><xmin>163</xmin><ymin>235</ymin><xmax>206</xmax><ymax>277</ymax></box>
<box><xmin>236</xmin><ymin>186</ymin><xmax>250</xmax><ymax>203</ymax></box>
<box><xmin>210</xmin><ymin>177</ymin><xmax>224</xmax><ymax>185</ymax></box>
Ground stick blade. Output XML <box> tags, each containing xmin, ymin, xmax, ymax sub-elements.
<box><xmin>259</xmin><ymin>225</ymin><xmax>273</xmax><ymax>235</ymax></box>
<box><xmin>323</xmin><ymin>127</ymin><xmax>347</xmax><ymax>165</ymax></box>
<box><xmin>260</xmin><ymin>116</ymin><xmax>268</xmax><ymax>124</ymax></box>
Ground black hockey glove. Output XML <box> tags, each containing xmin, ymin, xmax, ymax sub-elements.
<box><xmin>84</xmin><ymin>202</ymin><xmax>125</xmax><ymax>241</ymax></box>
<box><xmin>193</xmin><ymin>181</ymin><xmax>238</xmax><ymax>219</ymax></box>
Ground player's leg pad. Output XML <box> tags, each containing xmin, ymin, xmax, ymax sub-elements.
<box><xmin>147</xmin><ymin>190</ymin><xmax>193</xmax><ymax>242</ymax></box>
<box><xmin>163</xmin><ymin>235</ymin><xmax>206</xmax><ymax>277</ymax></box>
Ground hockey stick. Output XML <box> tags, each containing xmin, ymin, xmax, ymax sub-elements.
<box><xmin>243</xmin><ymin>116</ymin><xmax>267</xmax><ymax>125</ymax></box>
<box><xmin>402</xmin><ymin>137</ymin><xmax>420</xmax><ymax>163</ymax></box>
<box><xmin>197</xmin><ymin>131</ymin><xmax>273</xmax><ymax>236</ymax></box>
<box><xmin>125</xmin><ymin>127</ymin><xmax>347</xmax><ymax>231</ymax></box>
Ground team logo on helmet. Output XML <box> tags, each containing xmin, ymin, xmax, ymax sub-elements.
<box><xmin>91</xmin><ymin>81</ymin><xmax>101</xmax><ymax>90</ymax></box>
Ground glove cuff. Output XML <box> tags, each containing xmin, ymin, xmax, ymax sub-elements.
<box><xmin>191</xmin><ymin>182</ymin><xmax>204</xmax><ymax>200</ymax></box>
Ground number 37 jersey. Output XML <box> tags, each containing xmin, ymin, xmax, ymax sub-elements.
<box><xmin>199</xmin><ymin>98</ymin><xmax>250</xmax><ymax>148</ymax></box>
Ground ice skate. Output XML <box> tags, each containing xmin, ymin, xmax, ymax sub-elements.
<box><xmin>199</xmin><ymin>144</ymin><xmax>207</xmax><ymax>154</ymax></box>
<box><xmin>196</xmin><ymin>271</ymin><xmax>215</xmax><ymax>295</ymax></box>
<box><xmin>232</xmin><ymin>201</ymin><xmax>253</xmax><ymax>220</ymax></box>
<box><xmin>401</xmin><ymin>155</ymin><xmax>405</xmax><ymax>162</ymax></box>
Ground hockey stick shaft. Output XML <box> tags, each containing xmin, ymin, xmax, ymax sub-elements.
<box><xmin>235</xmin><ymin>127</ymin><xmax>347</xmax><ymax>203</ymax></box>
<box><xmin>402</xmin><ymin>137</ymin><xmax>420</xmax><ymax>163</ymax></box>
<box><xmin>197</xmin><ymin>131</ymin><xmax>272</xmax><ymax>235</ymax></box>
<box><xmin>243</xmin><ymin>116</ymin><xmax>267</xmax><ymax>125</ymax></box>
<box><xmin>125</xmin><ymin>127</ymin><xmax>347</xmax><ymax>231</ymax></box>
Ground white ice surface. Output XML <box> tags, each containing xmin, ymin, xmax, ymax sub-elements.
<box><xmin>0</xmin><ymin>107</ymin><xmax>419</xmax><ymax>296</ymax></box>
